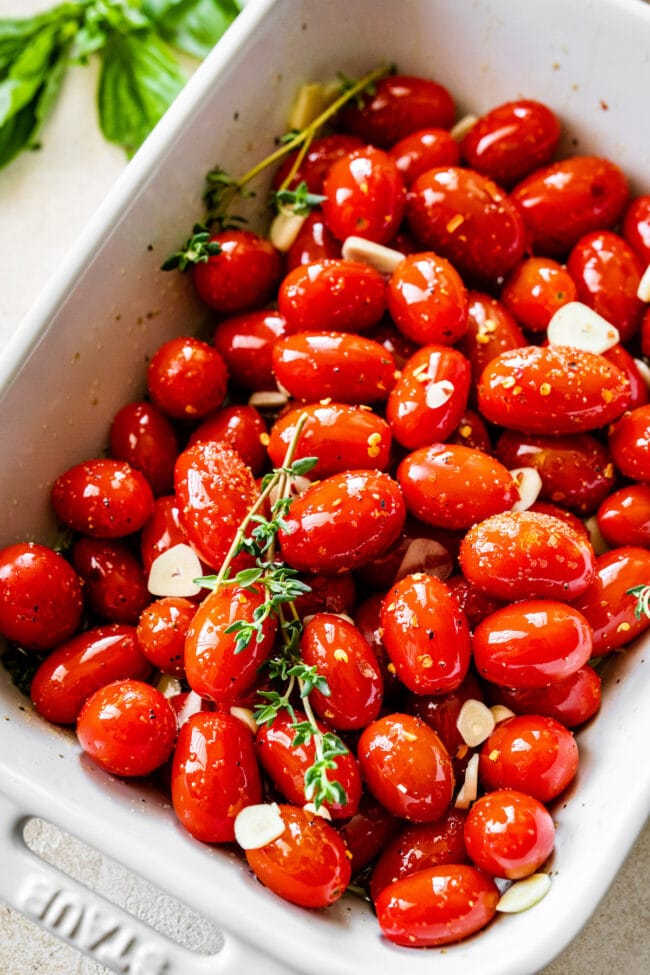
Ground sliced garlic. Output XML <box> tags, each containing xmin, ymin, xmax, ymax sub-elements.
<box><xmin>510</xmin><ymin>466</ymin><xmax>543</xmax><ymax>513</ymax></box>
<box><xmin>454</xmin><ymin>753</ymin><xmax>479</xmax><ymax>809</ymax></box>
<box><xmin>147</xmin><ymin>543</ymin><xmax>203</xmax><ymax>597</ymax></box>
<box><xmin>456</xmin><ymin>699</ymin><xmax>496</xmax><ymax>748</ymax></box>
<box><xmin>248</xmin><ymin>389</ymin><xmax>290</xmax><ymax>410</ymax></box>
<box><xmin>496</xmin><ymin>873</ymin><xmax>552</xmax><ymax>913</ymax></box>
<box><xmin>635</xmin><ymin>357</ymin><xmax>650</xmax><ymax>389</ymax></box>
<box><xmin>637</xmin><ymin>264</ymin><xmax>650</xmax><ymax>302</ymax></box>
<box><xmin>234</xmin><ymin>802</ymin><xmax>285</xmax><ymax>850</ymax></box>
<box><xmin>155</xmin><ymin>675</ymin><xmax>183</xmax><ymax>699</ymax></box>
<box><xmin>230</xmin><ymin>706</ymin><xmax>258</xmax><ymax>735</ymax></box>
<box><xmin>490</xmin><ymin>704</ymin><xmax>516</xmax><ymax>724</ymax></box>
<box><xmin>303</xmin><ymin>802</ymin><xmax>332</xmax><ymax>821</ymax></box>
<box><xmin>547</xmin><ymin>301</ymin><xmax>620</xmax><ymax>354</ymax></box>
<box><xmin>341</xmin><ymin>235</ymin><xmax>405</xmax><ymax>274</ymax></box>
<box><xmin>450</xmin><ymin>113</ymin><xmax>478</xmax><ymax>141</ymax></box>
<box><xmin>425</xmin><ymin>379</ymin><xmax>455</xmax><ymax>410</ymax></box>
<box><xmin>395</xmin><ymin>538</ymin><xmax>452</xmax><ymax>582</ymax></box>
<box><xmin>268</xmin><ymin>474</ymin><xmax>312</xmax><ymax>508</ymax></box>
<box><xmin>583</xmin><ymin>515</ymin><xmax>611</xmax><ymax>556</ymax></box>
<box><xmin>269</xmin><ymin>210</ymin><xmax>307</xmax><ymax>252</ymax></box>
<box><xmin>288</xmin><ymin>82</ymin><xmax>337</xmax><ymax>131</ymax></box>
<box><xmin>175</xmin><ymin>690</ymin><xmax>205</xmax><ymax>729</ymax></box>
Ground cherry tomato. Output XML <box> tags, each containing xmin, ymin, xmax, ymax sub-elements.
<box><xmin>487</xmin><ymin>665</ymin><xmax>601</xmax><ymax>729</ymax></box>
<box><xmin>278</xmin><ymin>259</ymin><xmax>387</xmax><ymax>334</ymax></box>
<box><xmin>77</xmin><ymin>679</ymin><xmax>177</xmax><ymax>777</ymax></box>
<box><xmin>272</xmin><ymin>133</ymin><xmax>364</xmax><ymax>192</ymax></box>
<box><xmin>291</xmin><ymin>571</ymin><xmax>357</xmax><ymax>619</ymax></box>
<box><xmin>445</xmin><ymin>575</ymin><xmax>504</xmax><ymax>629</ymax></box>
<box><xmin>285</xmin><ymin>211</ymin><xmax>342</xmax><ymax>270</ymax></box>
<box><xmin>147</xmin><ymin>337</ymin><xmax>228</xmax><ymax>420</ymax></box>
<box><xmin>500</xmin><ymin>257</ymin><xmax>578</xmax><ymax>333</ymax></box>
<box><xmin>171</xmin><ymin>711</ymin><xmax>261</xmax><ymax>842</ymax></box>
<box><xmin>477</xmin><ymin>345</ymin><xmax>631</xmax><ymax>435</ymax></box>
<box><xmin>245</xmin><ymin>804</ymin><xmax>351</xmax><ymax>908</ymax></box>
<box><xmin>609</xmin><ymin>404</ymin><xmax>650</xmax><ymax>482</ymax></box>
<box><xmin>354</xmin><ymin>516</ymin><xmax>454</xmax><ymax>592</ymax></box>
<box><xmin>387</xmin><ymin>251</ymin><xmax>468</xmax><ymax>345</ymax></box>
<box><xmin>188</xmin><ymin>404</ymin><xmax>268</xmax><ymax>475</ymax></box>
<box><xmin>213</xmin><ymin>310</ymin><xmax>294</xmax><ymax>391</ymax></box>
<box><xmin>52</xmin><ymin>459</ymin><xmax>154</xmax><ymax>538</ymax></box>
<box><xmin>461</xmin><ymin>99</ymin><xmax>560</xmax><ymax>186</ymax></box>
<box><xmin>473</xmin><ymin>600</ymin><xmax>593</xmax><ymax>688</ymax></box>
<box><xmin>136</xmin><ymin>596</ymin><xmax>196</xmax><ymax>678</ymax></box>
<box><xmin>353</xmin><ymin>592</ymin><xmax>402</xmax><ymax>699</ymax></box>
<box><xmin>479</xmin><ymin>714</ymin><xmax>579</xmax><ymax>803</ymax></box>
<box><xmin>448</xmin><ymin>408</ymin><xmax>493</xmax><ymax>453</ymax></box>
<box><xmin>31</xmin><ymin>624</ymin><xmax>151</xmax><ymax>725</ymax></box>
<box><xmin>375</xmin><ymin>864</ymin><xmax>499</xmax><ymax>947</ymax></box>
<box><xmin>139</xmin><ymin>495</ymin><xmax>192</xmax><ymax>574</ymax></box>
<box><xmin>527</xmin><ymin>501</ymin><xmax>590</xmax><ymax>538</ymax></box>
<box><xmin>603</xmin><ymin>343</ymin><xmax>649</xmax><ymax>410</ymax></box>
<box><xmin>337</xmin><ymin>793</ymin><xmax>399</xmax><ymax>875</ymax></box>
<box><xmin>336</xmin><ymin>74</ymin><xmax>455</xmax><ymax>147</ymax></box>
<box><xmin>0</xmin><ymin>542</ymin><xmax>83</xmax><ymax>651</ymax></box>
<box><xmin>193</xmin><ymin>229</ymin><xmax>281</xmax><ymax>314</ymax></box>
<box><xmin>388</xmin><ymin>127</ymin><xmax>460</xmax><ymax>187</ymax></box>
<box><xmin>570</xmin><ymin>546</ymin><xmax>650</xmax><ymax>655</ymax></box>
<box><xmin>597</xmin><ymin>484</ymin><xmax>650</xmax><ymax>548</ymax></box>
<box><xmin>366</xmin><ymin>319</ymin><xmax>419</xmax><ymax>370</ymax></box>
<box><xmin>622</xmin><ymin>193</ymin><xmax>650</xmax><ymax>263</ymax></box>
<box><xmin>357</xmin><ymin>713</ymin><xmax>455</xmax><ymax>822</ymax></box>
<box><xmin>457</xmin><ymin>291</ymin><xmax>526</xmax><ymax>385</ymax></box>
<box><xmin>278</xmin><ymin>470</ymin><xmax>405</xmax><ymax>573</ymax></box>
<box><xmin>109</xmin><ymin>401</ymin><xmax>178</xmax><ymax>496</ymax></box>
<box><xmin>403</xmin><ymin>670</ymin><xmax>485</xmax><ymax>774</ymax></box>
<box><xmin>322</xmin><ymin>146</ymin><xmax>406</xmax><ymax>244</ymax></box>
<box><xmin>511</xmin><ymin>155</ymin><xmax>628</xmax><ymax>256</ymax></box>
<box><xmin>407</xmin><ymin>166</ymin><xmax>527</xmax><ymax>283</ymax></box>
<box><xmin>459</xmin><ymin>510</ymin><xmax>596</xmax><ymax>601</ymax></box>
<box><xmin>464</xmin><ymin>788</ymin><xmax>555</xmax><ymax>879</ymax></box>
<box><xmin>566</xmin><ymin>230</ymin><xmax>644</xmax><ymax>342</ymax></box>
<box><xmin>72</xmin><ymin>537</ymin><xmax>150</xmax><ymax>625</ymax></box>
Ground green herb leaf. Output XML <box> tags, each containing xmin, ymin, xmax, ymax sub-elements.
<box><xmin>143</xmin><ymin>0</ymin><xmax>241</xmax><ymax>59</ymax></box>
<box><xmin>161</xmin><ymin>222</ymin><xmax>221</xmax><ymax>270</ymax></box>
<box><xmin>272</xmin><ymin>180</ymin><xmax>326</xmax><ymax>216</ymax></box>
<box><xmin>289</xmin><ymin>456</ymin><xmax>318</xmax><ymax>476</ymax></box>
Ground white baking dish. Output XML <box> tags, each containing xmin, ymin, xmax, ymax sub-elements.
<box><xmin>1</xmin><ymin>0</ymin><xmax>649</xmax><ymax>972</ymax></box>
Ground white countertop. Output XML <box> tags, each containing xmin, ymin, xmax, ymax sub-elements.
<box><xmin>0</xmin><ymin>2</ymin><xmax>648</xmax><ymax>973</ymax></box>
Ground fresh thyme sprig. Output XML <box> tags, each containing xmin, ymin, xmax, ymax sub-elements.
<box><xmin>271</xmin><ymin>180</ymin><xmax>327</xmax><ymax>216</ymax></box>
<box><xmin>626</xmin><ymin>585</ymin><xmax>650</xmax><ymax>621</ymax></box>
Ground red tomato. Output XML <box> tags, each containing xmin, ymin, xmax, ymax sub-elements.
<box><xmin>397</xmin><ymin>443</ymin><xmax>518</xmax><ymax>531</ymax></box>
<box><xmin>336</xmin><ymin>74</ymin><xmax>455</xmax><ymax>147</ymax></box>
<box><xmin>31</xmin><ymin>625</ymin><xmax>151</xmax><ymax>725</ymax></box>
<box><xmin>566</xmin><ymin>230</ymin><xmax>645</xmax><ymax>342</ymax></box>
<box><xmin>0</xmin><ymin>542</ymin><xmax>83</xmax><ymax>651</ymax></box>
<box><xmin>188</xmin><ymin>404</ymin><xmax>268</xmax><ymax>475</ymax></box>
<box><xmin>511</xmin><ymin>155</ymin><xmax>628</xmax><ymax>256</ymax></box>
<box><xmin>477</xmin><ymin>345</ymin><xmax>631</xmax><ymax>435</ymax></box>
<box><xmin>174</xmin><ymin>441</ymin><xmax>258</xmax><ymax>570</ymax></box>
<box><xmin>278</xmin><ymin>259</ymin><xmax>387</xmax><ymax>334</ymax></box>
<box><xmin>337</xmin><ymin>793</ymin><xmax>399</xmax><ymax>875</ymax></box>
<box><xmin>375</xmin><ymin>864</ymin><xmax>499</xmax><ymax>947</ymax></box>
<box><xmin>52</xmin><ymin>459</ymin><xmax>154</xmax><ymax>539</ymax></box>
<box><xmin>597</xmin><ymin>484</ymin><xmax>650</xmax><ymax>548</ymax></box>
<box><xmin>139</xmin><ymin>495</ymin><xmax>191</xmax><ymax>574</ymax></box>
<box><xmin>285</xmin><ymin>211</ymin><xmax>342</xmax><ymax>270</ymax></box>
<box><xmin>387</xmin><ymin>252</ymin><xmax>468</xmax><ymax>345</ymax></box>
<box><xmin>407</xmin><ymin>166</ymin><xmax>527</xmax><ymax>283</ymax></box>
<box><xmin>213</xmin><ymin>310</ymin><xmax>294</xmax><ymax>391</ymax></box>
<box><xmin>487</xmin><ymin>665</ymin><xmax>601</xmax><ymax>729</ymax></box>
<box><xmin>366</xmin><ymin>319</ymin><xmax>419</xmax><ymax>370</ymax></box>
<box><xmin>291</xmin><ymin>571</ymin><xmax>357</xmax><ymax>619</ymax></box>
<box><xmin>448</xmin><ymin>408</ymin><xmax>493</xmax><ymax>453</ymax></box>
<box><xmin>193</xmin><ymin>229</ymin><xmax>281</xmax><ymax>314</ymax></box>
<box><xmin>77</xmin><ymin>679</ymin><xmax>177</xmax><ymax>777</ymax></box>
<box><xmin>609</xmin><ymin>404</ymin><xmax>650</xmax><ymax>482</ymax></box>
<box><xmin>357</xmin><ymin>713</ymin><xmax>455</xmax><ymax>822</ymax></box>
<box><xmin>300</xmin><ymin>613</ymin><xmax>383</xmax><ymax>730</ymax></box>
<box><xmin>322</xmin><ymin>146</ymin><xmax>406</xmax><ymax>244</ymax></box>
<box><xmin>388</xmin><ymin>127</ymin><xmax>460</xmax><ymax>186</ymax></box>
<box><xmin>109</xmin><ymin>401</ymin><xmax>178</xmax><ymax>496</ymax></box>
<box><xmin>464</xmin><ymin>789</ymin><xmax>555</xmax><ymax>879</ymax></box>
<box><xmin>622</xmin><ymin>193</ymin><xmax>650</xmax><ymax>263</ymax></box>
<box><xmin>461</xmin><ymin>99</ymin><xmax>560</xmax><ymax>186</ymax></box>
<box><xmin>603</xmin><ymin>343</ymin><xmax>649</xmax><ymax>410</ymax></box>
<box><xmin>147</xmin><ymin>337</ymin><xmax>228</xmax><ymax>420</ymax></box>
<box><xmin>570</xmin><ymin>546</ymin><xmax>650</xmax><ymax>655</ymax></box>
<box><xmin>278</xmin><ymin>470</ymin><xmax>405</xmax><ymax>573</ymax></box>
<box><xmin>353</xmin><ymin>592</ymin><xmax>402</xmax><ymax>699</ymax></box>
<box><xmin>354</xmin><ymin>516</ymin><xmax>454</xmax><ymax>592</ymax></box>
<box><xmin>136</xmin><ymin>596</ymin><xmax>196</xmax><ymax>678</ymax></box>
<box><xmin>245</xmin><ymin>804</ymin><xmax>351</xmax><ymax>908</ymax></box>
<box><xmin>527</xmin><ymin>501</ymin><xmax>590</xmax><ymax>538</ymax></box>
<box><xmin>445</xmin><ymin>575</ymin><xmax>504</xmax><ymax>629</ymax></box>
<box><xmin>72</xmin><ymin>537</ymin><xmax>150</xmax><ymax>625</ymax></box>
<box><xmin>271</xmin><ymin>331</ymin><xmax>397</xmax><ymax>404</ymax></box>
<box><xmin>459</xmin><ymin>510</ymin><xmax>596</xmax><ymax>602</ymax></box>
<box><xmin>479</xmin><ymin>714</ymin><xmax>579</xmax><ymax>803</ymax></box>
<box><xmin>369</xmin><ymin>808</ymin><xmax>468</xmax><ymax>902</ymax></box>
<box><xmin>403</xmin><ymin>670</ymin><xmax>485</xmax><ymax>774</ymax></box>
<box><xmin>500</xmin><ymin>257</ymin><xmax>578</xmax><ymax>333</ymax></box>
<box><xmin>386</xmin><ymin>344</ymin><xmax>471</xmax><ymax>449</ymax></box>
<box><xmin>473</xmin><ymin>600</ymin><xmax>593</xmax><ymax>688</ymax></box>
<box><xmin>458</xmin><ymin>291</ymin><xmax>526</xmax><ymax>385</ymax></box>
<box><xmin>272</xmin><ymin>133</ymin><xmax>364</xmax><ymax>192</ymax></box>
<box><xmin>171</xmin><ymin>711</ymin><xmax>261</xmax><ymax>842</ymax></box>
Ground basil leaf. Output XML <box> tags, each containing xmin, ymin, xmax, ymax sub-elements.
<box><xmin>97</xmin><ymin>30</ymin><xmax>185</xmax><ymax>155</ymax></box>
<box><xmin>0</xmin><ymin>23</ymin><xmax>64</xmax><ymax>126</ymax></box>
<box><xmin>0</xmin><ymin>3</ymin><xmax>81</xmax><ymax>77</ymax></box>
<box><xmin>0</xmin><ymin>101</ymin><xmax>37</xmax><ymax>168</ymax></box>
<box><xmin>143</xmin><ymin>0</ymin><xmax>241</xmax><ymax>59</ymax></box>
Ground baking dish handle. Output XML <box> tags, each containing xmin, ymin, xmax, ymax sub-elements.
<box><xmin>0</xmin><ymin>792</ymin><xmax>290</xmax><ymax>975</ymax></box>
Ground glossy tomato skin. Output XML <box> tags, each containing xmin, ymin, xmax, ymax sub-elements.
<box><xmin>389</xmin><ymin>127</ymin><xmax>459</xmax><ymax>186</ymax></box>
<box><xmin>0</xmin><ymin>543</ymin><xmax>83</xmax><ymax>651</ymax></box>
<box><xmin>386</xmin><ymin>344</ymin><xmax>471</xmax><ymax>450</ymax></box>
<box><xmin>278</xmin><ymin>259</ymin><xmax>387</xmax><ymax>334</ymax></box>
<box><xmin>337</xmin><ymin>793</ymin><xmax>400</xmax><ymax>875</ymax></box>
<box><xmin>72</xmin><ymin>537</ymin><xmax>150</xmax><ymax>625</ymax></box>
<box><xmin>52</xmin><ymin>459</ymin><xmax>154</xmax><ymax>538</ymax></box>
<box><xmin>278</xmin><ymin>470</ymin><xmax>405</xmax><ymax>573</ymax></box>
<box><xmin>464</xmin><ymin>789</ymin><xmax>555</xmax><ymax>879</ymax></box>
<box><xmin>459</xmin><ymin>510</ymin><xmax>596</xmax><ymax>602</ymax></box>
<box><xmin>570</xmin><ymin>546</ymin><xmax>650</xmax><ymax>655</ymax></box>
<box><xmin>322</xmin><ymin>146</ymin><xmax>406</xmax><ymax>244</ymax></box>
<box><xmin>192</xmin><ymin>229</ymin><xmax>281</xmax><ymax>314</ymax></box>
<box><xmin>609</xmin><ymin>404</ymin><xmax>650</xmax><ymax>482</ymax></box>
<box><xmin>597</xmin><ymin>484</ymin><xmax>650</xmax><ymax>548</ymax></box>
<box><xmin>174</xmin><ymin>441</ymin><xmax>258</xmax><ymax>570</ymax></box>
<box><xmin>376</xmin><ymin>864</ymin><xmax>499</xmax><ymax>948</ymax></box>
<box><xmin>487</xmin><ymin>664</ymin><xmax>601</xmax><ymax>729</ymax></box>
<box><xmin>272</xmin><ymin>133</ymin><xmax>365</xmax><ymax>192</ymax></box>
<box><xmin>449</xmin><ymin>408</ymin><xmax>493</xmax><ymax>454</ymax></box>
<box><xmin>477</xmin><ymin>345</ymin><xmax>631</xmax><ymax>435</ymax></box>
<box><xmin>267</xmin><ymin>402</ymin><xmax>392</xmax><ymax>478</ymax></box>
<box><xmin>188</xmin><ymin>404</ymin><xmax>268</xmax><ymax>475</ymax></box>
<box><xmin>255</xmin><ymin>709</ymin><xmax>361</xmax><ymax>819</ymax></box>
<box><xmin>31</xmin><ymin>625</ymin><xmax>151</xmax><ymax>725</ymax></box>
<box><xmin>171</xmin><ymin>711</ymin><xmax>261</xmax><ymax>843</ymax></box>
<box><xmin>336</xmin><ymin>74</ymin><xmax>455</xmax><ymax>148</ymax></box>
<box><xmin>77</xmin><ymin>679</ymin><xmax>177</xmax><ymax>777</ymax></box>
<box><xmin>567</xmin><ymin>230</ymin><xmax>645</xmax><ymax>342</ymax></box>
<box><xmin>460</xmin><ymin>99</ymin><xmax>560</xmax><ymax>187</ymax></box>
<box><xmin>445</xmin><ymin>575</ymin><xmax>504</xmax><ymax>629</ymax></box>
<box><xmin>511</xmin><ymin>155</ymin><xmax>628</xmax><ymax>256</ymax></box>
<box><xmin>300</xmin><ymin>613</ymin><xmax>383</xmax><ymax>730</ymax></box>
<box><xmin>403</xmin><ymin>670</ymin><xmax>485</xmax><ymax>776</ymax></box>
<box><xmin>147</xmin><ymin>337</ymin><xmax>228</xmax><ymax>420</ymax></box>
<box><xmin>457</xmin><ymin>291</ymin><xmax>526</xmax><ymax>385</ymax></box>
<box><xmin>407</xmin><ymin>166</ymin><xmax>527</xmax><ymax>283</ymax></box>
<box><xmin>139</xmin><ymin>495</ymin><xmax>191</xmax><ymax>574</ymax></box>
<box><xmin>387</xmin><ymin>252</ymin><xmax>468</xmax><ymax>345</ymax></box>
<box><xmin>354</xmin><ymin>592</ymin><xmax>403</xmax><ymax>699</ymax></box>
<box><xmin>603</xmin><ymin>344</ymin><xmax>648</xmax><ymax>411</ymax></box>
<box><xmin>245</xmin><ymin>804</ymin><xmax>351</xmax><ymax>908</ymax></box>
<box><xmin>380</xmin><ymin>574</ymin><xmax>471</xmax><ymax>696</ymax></box>
<box><xmin>285</xmin><ymin>211</ymin><xmax>342</xmax><ymax>270</ymax></box>
<box><xmin>213</xmin><ymin>310</ymin><xmax>294</xmax><ymax>391</ymax></box>
<box><xmin>357</xmin><ymin>713</ymin><xmax>455</xmax><ymax>822</ymax></box>
<box><xmin>109</xmin><ymin>401</ymin><xmax>178</xmax><ymax>496</ymax></box>
<box><xmin>622</xmin><ymin>193</ymin><xmax>650</xmax><ymax>263</ymax></box>
<box><xmin>397</xmin><ymin>443</ymin><xmax>518</xmax><ymax>531</ymax></box>
<box><xmin>184</xmin><ymin>584</ymin><xmax>276</xmax><ymax>705</ymax></box>
<box><xmin>136</xmin><ymin>596</ymin><xmax>196</xmax><ymax>678</ymax></box>
<box><xmin>291</xmin><ymin>571</ymin><xmax>357</xmax><ymax>619</ymax></box>
<box><xmin>354</xmin><ymin>516</ymin><xmax>454</xmax><ymax>593</ymax></box>
<box><xmin>500</xmin><ymin>257</ymin><xmax>578</xmax><ymax>333</ymax></box>
<box><xmin>479</xmin><ymin>714</ymin><xmax>579</xmax><ymax>803</ymax></box>
<box><xmin>473</xmin><ymin>600</ymin><xmax>593</xmax><ymax>689</ymax></box>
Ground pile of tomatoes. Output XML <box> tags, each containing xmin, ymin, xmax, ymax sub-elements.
<box><xmin>1</xmin><ymin>71</ymin><xmax>650</xmax><ymax>951</ymax></box>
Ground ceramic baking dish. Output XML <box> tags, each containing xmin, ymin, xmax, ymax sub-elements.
<box><xmin>1</xmin><ymin>0</ymin><xmax>649</xmax><ymax>972</ymax></box>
